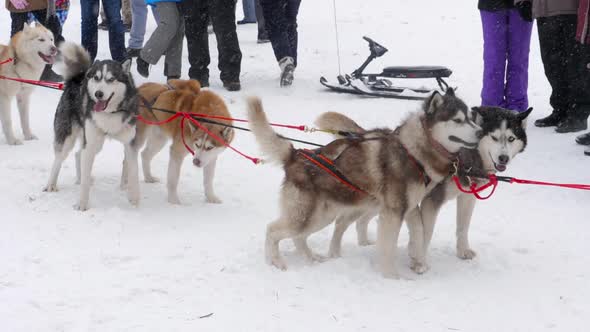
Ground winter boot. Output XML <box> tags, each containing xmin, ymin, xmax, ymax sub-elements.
<box><xmin>534</xmin><ymin>109</ymin><xmax>565</xmax><ymax>127</ymax></box>
<box><xmin>585</xmin><ymin>147</ymin><xmax>590</xmax><ymax>156</ymax></box>
<box><xmin>576</xmin><ymin>132</ymin><xmax>590</xmax><ymax>145</ymax></box>
<box><xmin>555</xmin><ymin>117</ymin><xmax>588</xmax><ymax>133</ymax></box>
<box><xmin>279</xmin><ymin>56</ymin><xmax>295</xmax><ymax>87</ymax></box>
<box><xmin>126</xmin><ymin>48</ymin><xmax>141</xmax><ymax>58</ymax></box>
<box><xmin>223</xmin><ymin>80</ymin><xmax>241</xmax><ymax>92</ymax></box>
<box><xmin>136</xmin><ymin>57</ymin><xmax>150</xmax><ymax>78</ymax></box>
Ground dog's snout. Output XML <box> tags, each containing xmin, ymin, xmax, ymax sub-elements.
<box><xmin>475</xmin><ymin>129</ymin><xmax>483</xmax><ymax>139</ymax></box>
<box><xmin>50</xmin><ymin>46</ymin><xmax>58</xmax><ymax>55</ymax></box>
<box><xmin>193</xmin><ymin>158</ymin><xmax>201</xmax><ymax>167</ymax></box>
<box><xmin>95</xmin><ymin>91</ymin><xmax>104</xmax><ymax>99</ymax></box>
<box><xmin>498</xmin><ymin>154</ymin><xmax>509</xmax><ymax>164</ymax></box>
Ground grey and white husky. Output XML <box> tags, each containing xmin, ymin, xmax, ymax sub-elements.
<box><xmin>44</xmin><ymin>43</ymin><xmax>140</xmax><ymax>211</ymax></box>
<box><xmin>247</xmin><ymin>89</ymin><xmax>482</xmax><ymax>278</ymax></box>
<box><xmin>319</xmin><ymin>106</ymin><xmax>531</xmax><ymax>273</ymax></box>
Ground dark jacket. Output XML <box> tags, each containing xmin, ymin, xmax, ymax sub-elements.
<box><xmin>478</xmin><ymin>0</ymin><xmax>514</xmax><ymax>11</ymax></box>
<box><xmin>578</xmin><ymin>0</ymin><xmax>590</xmax><ymax>44</ymax></box>
<box><xmin>515</xmin><ymin>0</ymin><xmax>579</xmax><ymax>18</ymax></box>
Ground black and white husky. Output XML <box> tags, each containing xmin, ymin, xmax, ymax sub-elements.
<box><xmin>44</xmin><ymin>43</ymin><xmax>140</xmax><ymax>211</ymax></box>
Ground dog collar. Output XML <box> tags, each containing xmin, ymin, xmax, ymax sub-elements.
<box><xmin>421</xmin><ymin>117</ymin><xmax>456</xmax><ymax>161</ymax></box>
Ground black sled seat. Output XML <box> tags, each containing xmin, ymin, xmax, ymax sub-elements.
<box><xmin>382</xmin><ymin>66</ymin><xmax>452</xmax><ymax>78</ymax></box>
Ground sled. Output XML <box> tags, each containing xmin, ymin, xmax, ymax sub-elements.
<box><xmin>320</xmin><ymin>36</ymin><xmax>452</xmax><ymax>100</ymax></box>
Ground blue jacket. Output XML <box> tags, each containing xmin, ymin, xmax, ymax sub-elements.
<box><xmin>146</xmin><ymin>0</ymin><xmax>181</xmax><ymax>6</ymax></box>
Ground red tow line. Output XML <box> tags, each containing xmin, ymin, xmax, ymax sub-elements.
<box><xmin>0</xmin><ymin>57</ymin><xmax>65</xmax><ymax>90</ymax></box>
<box><xmin>453</xmin><ymin>174</ymin><xmax>590</xmax><ymax>201</ymax></box>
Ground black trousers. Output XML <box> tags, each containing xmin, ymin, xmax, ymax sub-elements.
<box><xmin>260</xmin><ymin>0</ymin><xmax>301</xmax><ymax>65</ymax></box>
<box><xmin>538</xmin><ymin>15</ymin><xmax>590</xmax><ymax>120</ymax></box>
<box><xmin>182</xmin><ymin>0</ymin><xmax>242</xmax><ymax>82</ymax></box>
<box><xmin>10</xmin><ymin>10</ymin><xmax>64</xmax><ymax>44</ymax></box>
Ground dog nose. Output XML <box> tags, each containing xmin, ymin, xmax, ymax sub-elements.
<box><xmin>498</xmin><ymin>154</ymin><xmax>509</xmax><ymax>164</ymax></box>
<box><xmin>50</xmin><ymin>46</ymin><xmax>57</xmax><ymax>55</ymax></box>
<box><xmin>476</xmin><ymin>130</ymin><xmax>483</xmax><ymax>139</ymax></box>
<box><xmin>193</xmin><ymin>158</ymin><xmax>201</xmax><ymax>167</ymax></box>
<box><xmin>95</xmin><ymin>91</ymin><xmax>104</xmax><ymax>99</ymax></box>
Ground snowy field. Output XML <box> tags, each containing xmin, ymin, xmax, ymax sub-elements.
<box><xmin>1</xmin><ymin>0</ymin><xmax>590</xmax><ymax>331</ymax></box>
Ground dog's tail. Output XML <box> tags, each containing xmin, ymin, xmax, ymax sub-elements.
<box><xmin>247</xmin><ymin>97</ymin><xmax>293</xmax><ymax>164</ymax></box>
<box><xmin>56</xmin><ymin>42</ymin><xmax>91</xmax><ymax>81</ymax></box>
<box><xmin>314</xmin><ymin>112</ymin><xmax>366</xmax><ymax>138</ymax></box>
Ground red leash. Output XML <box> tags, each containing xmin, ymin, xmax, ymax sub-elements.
<box><xmin>453</xmin><ymin>174</ymin><xmax>590</xmax><ymax>201</ymax></box>
<box><xmin>137</xmin><ymin>113</ymin><xmax>262</xmax><ymax>165</ymax></box>
<box><xmin>0</xmin><ymin>57</ymin><xmax>64</xmax><ymax>90</ymax></box>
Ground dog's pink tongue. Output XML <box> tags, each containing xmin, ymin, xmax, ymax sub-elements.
<box><xmin>93</xmin><ymin>100</ymin><xmax>107</xmax><ymax>112</ymax></box>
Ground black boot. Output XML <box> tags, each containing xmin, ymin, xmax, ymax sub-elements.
<box><xmin>136</xmin><ymin>57</ymin><xmax>150</xmax><ymax>78</ymax></box>
<box><xmin>585</xmin><ymin>147</ymin><xmax>590</xmax><ymax>156</ymax></box>
<box><xmin>535</xmin><ymin>110</ymin><xmax>565</xmax><ymax>127</ymax></box>
<box><xmin>223</xmin><ymin>80</ymin><xmax>241</xmax><ymax>91</ymax></box>
<box><xmin>576</xmin><ymin>132</ymin><xmax>590</xmax><ymax>145</ymax></box>
<box><xmin>555</xmin><ymin>117</ymin><xmax>588</xmax><ymax>133</ymax></box>
<box><xmin>126</xmin><ymin>48</ymin><xmax>141</xmax><ymax>58</ymax></box>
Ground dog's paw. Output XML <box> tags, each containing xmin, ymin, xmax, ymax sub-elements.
<box><xmin>43</xmin><ymin>184</ymin><xmax>58</xmax><ymax>192</ymax></box>
<box><xmin>128</xmin><ymin>195</ymin><xmax>140</xmax><ymax>207</ymax></box>
<box><xmin>328</xmin><ymin>249</ymin><xmax>342</xmax><ymax>259</ymax></box>
<box><xmin>24</xmin><ymin>133</ymin><xmax>38</xmax><ymax>141</ymax></box>
<box><xmin>410</xmin><ymin>259</ymin><xmax>430</xmax><ymax>274</ymax></box>
<box><xmin>167</xmin><ymin>195</ymin><xmax>182</xmax><ymax>205</ymax></box>
<box><xmin>7</xmin><ymin>138</ymin><xmax>23</xmax><ymax>146</ymax></box>
<box><xmin>144</xmin><ymin>176</ymin><xmax>160</xmax><ymax>183</ymax></box>
<box><xmin>205</xmin><ymin>195</ymin><xmax>222</xmax><ymax>204</ymax></box>
<box><xmin>269</xmin><ymin>257</ymin><xmax>288</xmax><ymax>271</ymax></box>
<box><xmin>457</xmin><ymin>248</ymin><xmax>477</xmax><ymax>260</ymax></box>
<box><xmin>74</xmin><ymin>202</ymin><xmax>89</xmax><ymax>211</ymax></box>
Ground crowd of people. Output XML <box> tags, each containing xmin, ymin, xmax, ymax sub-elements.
<box><xmin>5</xmin><ymin>0</ymin><xmax>302</xmax><ymax>90</ymax></box>
<box><xmin>4</xmin><ymin>0</ymin><xmax>590</xmax><ymax>155</ymax></box>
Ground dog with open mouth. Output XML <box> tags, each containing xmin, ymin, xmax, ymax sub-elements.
<box><xmin>44</xmin><ymin>43</ymin><xmax>140</xmax><ymax>211</ymax></box>
<box><xmin>0</xmin><ymin>23</ymin><xmax>58</xmax><ymax>145</ymax></box>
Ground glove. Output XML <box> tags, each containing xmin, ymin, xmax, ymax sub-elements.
<box><xmin>516</xmin><ymin>1</ymin><xmax>533</xmax><ymax>22</ymax></box>
<box><xmin>9</xmin><ymin>0</ymin><xmax>29</xmax><ymax>10</ymax></box>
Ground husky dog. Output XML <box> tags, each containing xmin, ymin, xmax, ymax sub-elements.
<box><xmin>134</xmin><ymin>80</ymin><xmax>234</xmax><ymax>204</ymax></box>
<box><xmin>247</xmin><ymin>89</ymin><xmax>482</xmax><ymax>278</ymax></box>
<box><xmin>44</xmin><ymin>43</ymin><xmax>140</xmax><ymax>211</ymax></box>
<box><xmin>411</xmin><ymin>106</ymin><xmax>531</xmax><ymax>267</ymax></box>
<box><xmin>0</xmin><ymin>23</ymin><xmax>58</xmax><ymax>145</ymax></box>
<box><xmin>320</xmin><ymin>106</ymin><xmax>531</xmax><ymax>272</ymax></box>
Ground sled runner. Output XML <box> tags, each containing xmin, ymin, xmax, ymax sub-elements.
<box><xmin>320</xmin><ymin>36</ymin><xmax>452</xmax><ymax>100</ymax></box>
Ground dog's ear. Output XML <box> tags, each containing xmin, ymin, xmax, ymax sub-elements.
<box><xmin>221</xmin><ymin>126</ymin><xmax>234</xmax><ymax>143</ymax></box>
<box><xmin>426</xmin><ymin>91</ymin><xmax>444</xmax><ymax>114</ymax></box>
<box><xmin>121</xmin><ymin>58</ymin><xmax>132</xmax><ymax>73</ymax></box>
<box><xmin>23</xmin><ymin>23</ymin><xmax>31</xmax><ymax>34</ymax></box>
<box><xmin>445</xmin><ymin>87</ymin><xmax>456</xmax><ymax>97</ymax></box>
<box><xmin>471</xmin><ymin>106</ymin><xmax>485</xmax><ymax>126</ymax></box>
<box><xmin>517</xmin><ymin>107</ymin><xmax>533</xmax><ymax>129</ymax></box>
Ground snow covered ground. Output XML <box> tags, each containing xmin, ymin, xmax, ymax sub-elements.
<box><xmin>1</xmin><ymin>1</ymin><xmax>589</xmax><ymax>331</ymax></box>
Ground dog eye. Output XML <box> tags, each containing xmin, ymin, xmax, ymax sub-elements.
<box><xmin>94</xmin><ymin>76</ymin><xmax>100</xmax><ymax>81</ymax></box>
<box><xmin>38</xmin><ymin>38</ymin><xmax>45</xmax><ymax>42</ymax></box>
<box><xmin>205</xmin><ymin>146</ymin><xmax>214</xmax><ymax>151</ymax></box>
<box><xmin>508</xmin><ymin>136</ymin><xmax>515</xmax><ymax>142</ymax></box>
<box><xmin>453</xmin><ymin>119</ymin><xmax>462</xmax><ymax>124</ymax></box>
<box><xmin>106</xmin><ymin>77</ymin><xmax>115</xmax><ymax>83</ymax></box>
<box><xmin>491</xmin><ymin>136</ymin><xmax>499</xmax><ymax>142</ymax></box>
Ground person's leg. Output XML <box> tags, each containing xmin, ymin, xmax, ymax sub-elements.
<box><xmin>285</xmin><ymin>0</ymin><xmax>301</xmax><ymax>66</ymax></box>
<box><xmin>480</xmin><ymin>10</ymin><xmax>509</xmax><ymax>109</ymax></box>
<box><xmin>102</xmin><ymin>0</ymin><xmax>127</xmax><ymax>62</ymax></box>
<box><xmin>80</xmin><ymin>0</ymin><xmax>100</xmax><ymax>61</ymax></box>
<box><xmin>163</xmin><ymin>4</ymin><xmax>184</xmax><ymax>79</ymax></box>
<box><xmin>255</xmin><ymin>0</ymin><xmax>268</xmax><ymax>41</ymax></box>
<box><xmin>240</xmin><ymin>0</ymin><xmax>257</xmax><ymax>22</ymax></box>
<box><xmin>140</xmin><ymin>3</ymin><xmax>182</xmax><ymax>66</ymax></box>
<box><xmin>505</xmin><ymin>8</ymin><xmax>533</xmax><ymax>112</ymax></box>
<box><xmin>260</xmin><ymin>0</ymin><xmax>290</xmax><ymax>62</ymax></box>
<box><xmin>535</xmin><ymin>16</ymin><xmax>570</xmax><ymax>124</ymax></box>
<box><xmin>182</xmin><ymin>0</ymin><xmax>211</xmax><ymax>85</ymax></box>
<box><xmin>128</xmin><ymin>0</ymin><xmax>148</xmax><ymax>50</ymax></box>
<box><xmin>210</xmin><ymin>0</ymin><xmax>242</xmax><ymax>85</ymax></box>
<box><xmin>10</xmin><ymin>12</ymin><xmax>28</xmax><ymax>37</ymax></box>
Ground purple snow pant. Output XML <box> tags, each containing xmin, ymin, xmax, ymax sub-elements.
<box><xmin>480</xmin><ymin>9</ymin><xmax>533</xmax><ymax>112</ymax></box>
